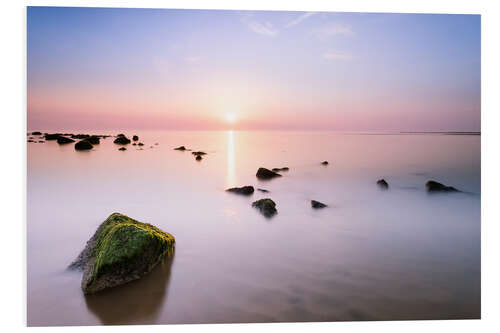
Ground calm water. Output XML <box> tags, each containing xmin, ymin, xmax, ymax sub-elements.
<box><xmin>27</xmin><ymin>131</ymin><xmax>480</xmax><ymax>326</ymax></box>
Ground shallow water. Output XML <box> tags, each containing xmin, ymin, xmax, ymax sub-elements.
<box><xmin>27</xmin><ymin>131</ymin><xmax>480</xmax><ymax>326</ymax></box>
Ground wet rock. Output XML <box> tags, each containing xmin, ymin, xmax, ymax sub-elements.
<box><xmin>377</xmin><ymin>179</ymin><xmax>389</xmax><ymax>190</ymax></box>
<box><xmin>426</xmin><ymin>180</ymin><xmax>460</xmax><ymax>193</ymax></box>
<box><xmin>272</xmin><ymin>167</ymin><xmax>289</xmax><ymax>172</ymax></box>
<box><xmin>174</xmin><ymin>146</ymin><xmax>187</xmax><ymax>151</ymax></box>
<box><xmin>132</xmin><ymin>135</ymin><xmax>139</xmax><ymax>141</ymax></box>
<box><xmin>57</xmin><ymin>136</ymin><xmax>75</xmax><ymax>144</ymax></box>
<box><xmin>252</xmin><ymin>198</ymin><xmax>277</xmax><ymax>218</ymax></box>
<box><xmin>44</xmin><ymin>133</ymin><xmax>62</xmax><ymax>140</ymax></box>
<box><xmin>226</xmin><ymin>186</ymin><xmax>254</xmax><ymax>195</ymax></box>
<box><xmin>32</xmin><ymin>131</ymin><xmax>42</xmax><ymax>135</ymax></box>
<box><xmin>192</xmin><ymin>151</ymin><xmax>207</xmax><ymax>156</ymax></box>
<box><xmin>138</xmin><ymin>142</ymin><xmax>144</xmax><ymax>146</ymax></box>
<box><xmin>118</xmin><ymin>147</ymin><xmax>126</xmax><ymax>151</ymax></box>
<box><xmin>256</xmin><ymin>168</ymin><xmax>282</xmax><ymax>180</ymax></box>
<box><xmin>257</xmin><ymin>188</ymin><xmax>270</xmax><ymax>193</ymax></box>
<box><xmin>195</xmin><ymin>155</ymin><xmax>202</xmax><ymax>161</ymax></box>
<box><xmin>311</xmin><ymin>200</ymin><xmax>327</xmax><ymax>209</ymax></box>
<box><xmin>321</xmin><ymin>161</ymin><xmax>329</xmax><ymax>165</ymax></box>
<box><xmin>85</xmin><ymin>136</ymin><xmax>100</xmax><ymax>145</ymax></box>
<box><xmin>75</xmin><ymin>140</ymin><xmax>93</xmax><ymax>151</ymax></box>
<box><xmin>114</xmin><ymin>136</ymin><xmax>131</xmax><ymax>145</ymax></box>
<box><xmin>69</xmin><ymin>213</ymin><xmax>175</xmax><ymax>294</ymax></box>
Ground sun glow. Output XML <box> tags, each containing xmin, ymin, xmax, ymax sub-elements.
<box><xmin>225</xmin><ymin>113</ymin><xmax>237</xmax><ymax>124</ymax></box>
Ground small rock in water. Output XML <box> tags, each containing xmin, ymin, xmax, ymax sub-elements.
<box><xmin>174</xmin><ymin>146</ymin><xmax>187</xmax><ymax>151</ymax></box>
<box><xmin>27</xmin><ymin>139</ymin><xmax>34</xmax><ymax>142</ymax></box>
<box><xmin>252</xmin><ymin>198</ymin><xmax>277</xmax><ymax>217</ymax></box>
<box><xmin>132</xmin><ymin>135</ymin><xmax>139</xmax><ymax>141</ymax></box>
<box><xmin>44</xmin><ymin>133</ymin><xmax>62</xmax><ymax>140</ymax></box>
<box><xmin>192</xmin><ymin>151</ymin><xmax>207</xmax><ymax>156</ymax></box>
<box><xmin>376</xmin><ymin>179</ymin><xmax>389</xmax><ymax>189</ymax></box>
<box><xmin>226</xmin><ymin>186</ymin><xmax>254</xmax><ymax>195</ymax></box>
<box><xmin>272</xmin><ymin>167</ymin><xmax>289</xmax><ymax>172</ymax></box>
<box><xmin>114</xmin><ymin>136</ymin><xmax>131</xmax><ymax>145</ymax></box>
<box><xmin>38</xmin><ymin>141</ymin><xmax>44</xmax><ymax>143</ymax></box>
<box><xmin>74</xmin><ymin>140</ymin><xmax>93</xmax><ymax>151</ymax></box>
<box><xmin>32</xmin><ymin>131</ymin><xmax>42</xmax><ymax>135</ymax></box>
<box><xmin>138</xmin><ymin>142</ymin><xmax>144</xmax><ymax>146</ymax></box>
<box><xmin>425</xmin><ymin>180</ymin><xmax>460</xmax><ymax>193</ymax></box>
<box><xmin>311</xmin><ymin>200</ymin><xmax>327</xmax><ymax>209</ymax></box>
<box><xmin>68</xmin><ymin>213</ymin><xmax>175</xmax><ymax>294</ymax></box>
<box><xmin>195</xmin><ymin>155</ymin><xmax>202</xmax><ymax>161</ymax></box>
<box><xmin>154</xmin><ymin>143</ymin><xmax>159</xmax><ymax>145</ymax></box>
<box><xmin>118</xmin><ymin>147</ymin><xmax>126</xmax><ymax>151</ymax></box>
<box><xmin>321</xmin><ymin>161</ymin><xmax>329</xmax><ymax>165</ymax></box>
<box><xmin>256</xmin><ymin>168</ymin><xmax>282</xmax><ymax>180</ymax></box>
<box><xmin>57</xmin><ymin>136</ymin><xmax>75</xmax><ymax>144</ymax></box>
<box><xmin>257</xmin><ymin>188</ymin><xmax>270</xmax><ymax>193</ymax></box>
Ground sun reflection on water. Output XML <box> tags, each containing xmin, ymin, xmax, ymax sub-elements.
<box><xmin>226</xmin><ymin>130</ymin><xmax>236</xmax><ymax>187</ymax></box>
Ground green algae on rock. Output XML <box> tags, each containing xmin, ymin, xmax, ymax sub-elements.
<box><xmin>69</xmin><ymin>213</ymin><xmax>175</xmax><ymax>294</ymax></box>
<box><xmin>252</xmin><ymin>198</ymin><xmax>277</xmax><ymax>217</ymax></box>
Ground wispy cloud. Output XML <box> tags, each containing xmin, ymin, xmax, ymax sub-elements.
<box><xmin>322</xmin><ymin>51</ymin><xmax>352</xmax><ymax>61</ymax></box>
<box><xmin>246</xmin><ymin>20</ymin><xmax>278</xmax><ymax>37</ymax></box>
<box><xmin>314</xmin><ymin>23</ymin><xmax>354</xmax><ymax>38</ymax></box>
<box><xmin>285</xmin><ymin>12</ymin><xmax>317</xmax><ymax>28</ymax></box>
<box><xmin>186</xmin><ymin>56</ymin><xmax>201</xmax><ymax>64</ymax></box>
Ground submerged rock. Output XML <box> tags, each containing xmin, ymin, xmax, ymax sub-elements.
<box><xmin>377</xmin><ymin>179</ymin><xmax>389</xmax><ymax>190</ymax></box>
<box><xmin>321</xmin><ymin>161</ymin><xmax>329</xmax><ymax>165</ymax></box>
<box><xmin>174</xmin><ymin>146</ymin><xmax>187</xmax><ymax>151</ymax></box>
<box><xmin>27</xmin><ymin>139</ymin><xmax>34</xmax><ymax>142</ymax></box>
<box><xmin>426</xmin><ymin>180</ymin><xmax>460</xmax><ymax>193</ymax></box>
<box><xmin>138</xmin><ymin>142</ymin><xmax>144</xmax><ymax>146</ymax></box>
<box><xmin>132</xmin><ymin>143</ymin><xmax>137</xmax><ymax>146</ymax></box>
<box><xmin>118</xmin><ymin>147</ymin><xmax>126</xmax><ymax>151</ymax></box>
<box><xmin>132</xmin><ymin>135</ymin><xmax>139</xmax><ymax>141</ymax></box>
<box><xmin>257</xmin><ymin>188</ymin><xmax>270</xmax><ymax>193</ymax></box>
<box><xmin>195</xmin><ymin>155</ymin><xmax>202</xmax><ymax>161</ymax></box>
<box><xmin>226</xmin><ymin>186</ymin><xmax>254</xmax><ymax>195</ymax></box>
<box><xmin>256</xmin><ymin>168</ymin><xmax>282</xmax><ymax>180</ymax></box>
<box><xmin>272</xmin><ymin>167</ymin><xmax>289</xmax><ymax>172</ymax></box>
<box><xmin>191</xmin><ymin>151</ymin><xmax>207</xmax><ymax>156</ymax></box>
<box><xmin>311</xmin><ymin>200</ymin><xmax>327</xmax><ymax>209</ymax></box>
<box><xmin>114</xmin><ymin>136</ymin><xmax>131</xmax><ymax>145</ymax></box>
<box><xmin>252</xmin><ymin>198</ymin><xmax>277</xmax><ymax>217</ymax></box>
<box><xmin>75</xmin><ymin>140</ymin><xmax>93</xmax><ymax>151</ymax></box>
<box><xmin>71</xmin><ymin>134</ymin><xmax>90</xmax><ymax>140</ymax></box>
<box><xmin>57</xmin><ymin>136</ymin><xmax>75</xmax><ymax>144</ymax></box>
<box><xmin>69</xmin><ymin>213</ymin><xmax>175</xmax><ymax>294</ymax></box>
<box><xmin>85</xmin><ymin>136</ymin><xmax>100</xmax><ymax>145</ymax></box>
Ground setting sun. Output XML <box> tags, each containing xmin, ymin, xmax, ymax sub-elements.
<box><xmin>225</xmin><ymin>113</ymin><xmax>237</xmax><ymax>124</ymax></box>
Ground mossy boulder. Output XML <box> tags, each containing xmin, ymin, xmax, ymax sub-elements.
<box><xmin>226</xmin><ymin>186</ymin><xmax>254</xmax><ymax>195</ymax></box>
<box><xmin>256</xmin><ymin>168</ymin><xmax>282</xmax><ymax>180</ymax></box>
<box><xmin>252</xmin><ymin>198</ymin><xmax>277</xmax><ymax>217</ymax></box>
<box><xmin>75</xmin><ymin>140</ymin><xmax>93</xmax><ymax>151</ymax></box>
<box><xmin>426</xmin><ymin>180</ymin><xmax>460</xmax><ymax>193</ymax></box>
<box><xmin>69</xmin><ymin>213</ymin><xmax>175</xmax><ymax>294</ymax></box>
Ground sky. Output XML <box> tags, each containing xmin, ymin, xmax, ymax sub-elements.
<box><xmin>27</xmin><ymin>7</ymin><xmax>481</xmax><ymax>131</ymax></box>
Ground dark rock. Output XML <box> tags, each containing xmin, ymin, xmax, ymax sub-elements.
<box><xmin>117</xmin><ymin>133</ymin><xmax>125</xmax><ymax>137</ymax></box>
<box><xmin>32</xmin><ymin>131</ymin><xmax>42</xmax><ymax>135</ymax></box>
<box><xmin>272</xmin><ymin>167</ymin><xmax>289</xmax><ymax>172</ymax></box>
<box><xmin>138</xmin><ymin>142</ymin><xmax>144</xmax><ymax>146</ymax></box>
<box><xmin>132</xmin><ymin>143</ymin><xmax>137</xmax><ymax>146</ymax></box>
<box><xmin>114</xmin><ymin>136</ymin><xmax>131</xmax><ymax>145</ymax></box>
<box><xmin>118</xmin><ymin>147</ymin><xmax>126</xmax><ymax>151</ymax></box>
<box><xmin>71</xmin><ymin>134</ymin><xmax>90</xmax><ymax>139</ymax></box>
<box><xmin>75</xmin><ymin>140</ymin><xmax>93</xmax><ymax>151</ymax></box>
<box><xmin>57</xmin><ymin>136</ymin><xmax>75</xmax><ymax>144</ymax></box>
<box><xmin>321</xmin><ymin>161</ymin><xmax>329</xmax><ymax>165</ymax></box>
<box><xmin>154</xmin><ymin>143</ymin><xmax>159</xmax><ymax>145</ymax></box>
<box><xmin>174</xmin><ymin>146</ymin><xmax>187</xmax><ymax>151</ymax></box>
<box><xmin>38</xmin><ymin>141</ymin><xmax>44</xmax><ymax>143</ymax></box>
<box><xmin>426</xmin><ymin>180</ymin><xmax>460</xmax><ymax>193</ymax></box>
<box><xmin>195</xmin><ymin>155</ymin><xmax>202</xmax><ymax>161</ymax></box>
<box><xmin>226</xmin><ymin>186</ymin><xmax>254</xmax><ymax>195</ymax></box>
<box><xmin>377</xmin><ymin>179</ymin><xmax>389</xmax><ymax>190</ymax></box>
<box><xmin>69</xmin><ymin>213</ymin><xmax>175</xmax><ymax>294</ymax></box>
<box><xmin>27</xmin><ymin>139</ymin><xmax>34</xmax><ymax>142</ymax></box>
<box><xmin>252</xmin><ymin>198</ymin><xmax>277</xmax><ymax>217</ymax></box>
<box><xmin>191</xmin><ymin>151</ymin><xmax>207</xmax><ymax>156</ymax></box>
<box><xmin>311</xmin><ymin>200</ymin><xmax>327</xmax><ymax>209</ymax></box>
<box><xmin>257</xmin><ymin>188</ymin><xmax>270</xmax><ymax>193</ymax></box>
<box><xmin>256</xmin><ymin>168</ymin><xmax>282</xmax><ymax>180</ymax></box>
<box><xmin>85</xmin><ymin>136</ymin><xmax>100</xmax><ymax>145</ymax></box>
<box><xmin>44</xmin><ymin>133</ymin><xmax>62</xmax><ymax>140</ymax></box>
<box><xmin>132</xmin><ymin>135</ymin><xmax>139</xmax><ymax>141</ymax></box>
